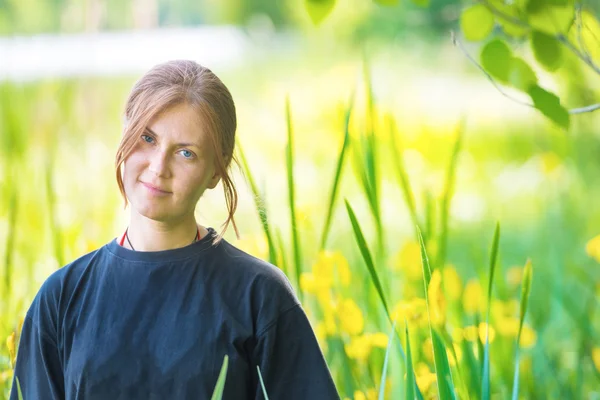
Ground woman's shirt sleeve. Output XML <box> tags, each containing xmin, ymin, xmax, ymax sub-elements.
<box><xmin>250</xmin><ymin>304</ymin><xmax>340</xmax><ymax>400</ymax></box>
<box><xmin>10</xmin><ymin>314</ymin><xmax>65</xmax><ymax>400</ymax></box>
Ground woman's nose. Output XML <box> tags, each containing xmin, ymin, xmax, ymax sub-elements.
<box><xmin>148</xmin><ymin>150</ymin><xmax>170</xmax><ymax>177</ymax></box>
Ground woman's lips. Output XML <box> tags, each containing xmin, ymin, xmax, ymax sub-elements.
<box><xmin>141</xmin><ymin>182</ymin><xmax>171</xmax><ymax>195</ymax></box>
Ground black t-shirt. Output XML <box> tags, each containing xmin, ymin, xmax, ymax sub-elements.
<box><xmin>10</xmin><ymin>228</ymin><xmax>340</xmax><ymax>399</ymax></box>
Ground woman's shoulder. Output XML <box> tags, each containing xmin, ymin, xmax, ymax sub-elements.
<box><xmin>23</xmin><ymin>245</ymin><xmax>106</xmax><ymax>339</ymax></box>
<box><xmin>216</xmin><ymin>239</ymin><xmax>294</xmax><ymax>293</ymax></box>
<box><xmin>214</xmin><ymin>239</ymin><xmax>301</xmax><ymax>326</ymax></box>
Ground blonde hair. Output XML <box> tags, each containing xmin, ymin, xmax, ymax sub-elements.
<box><xmin>115</xmin><ymin>60</ymin><xmax>239</xmax><ymax>245</ymax></box>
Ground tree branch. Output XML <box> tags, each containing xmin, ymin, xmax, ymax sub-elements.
<box><xmin>450</xmin><ymin>31</ymin><xmax>535</xmax><ymax>108</ymax></box>
<box><xmin>478</xmin><ymin>0</ymin><xmax>600</xmax><ymax>76</ymax></box>
<box><xmin>451</xmin><ymin>31</ymin><xmax>600</xmax><ymax>115</ymax></box>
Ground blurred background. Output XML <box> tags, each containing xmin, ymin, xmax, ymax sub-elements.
<box><xmin>1</xmin><ymin>0</ymin><xmax>600</xmax><ymax>398</ymax></box>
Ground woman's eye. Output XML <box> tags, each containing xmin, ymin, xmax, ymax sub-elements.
<box><xmin>180</xmin><ymin>150</ymin><xmax>194</xmax><ymax>159</ymax></box>
<box><xmin>141</xmin><ymin>134</ymin><xmax>154</xmax><ymax>144</ymax></box>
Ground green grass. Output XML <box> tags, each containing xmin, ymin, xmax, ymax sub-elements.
<box><xmin>2</xmin><ymin>63</ymin><xmax>600</xmax><ymax>399</ymax></box>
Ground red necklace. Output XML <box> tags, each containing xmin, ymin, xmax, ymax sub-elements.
<box><xmin>119</xmin><ymin>227</ymin><xmax>201</xmax><ymax>250</ymax></box>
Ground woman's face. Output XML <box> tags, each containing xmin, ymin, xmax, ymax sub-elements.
<box><xmin>123</xmin><ymin>102</ymin><xmax>220</xmax><ymax>223</ymax></box>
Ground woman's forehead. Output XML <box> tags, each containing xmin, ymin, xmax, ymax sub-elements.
<box><xmin>148</xmin><ymin>103</ymin><xmax>208</xmax><ymax>145</ymax></box>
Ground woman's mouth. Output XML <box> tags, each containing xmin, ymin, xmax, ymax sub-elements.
<box><xmin>141</xmin><ymin>182</ymin><xmax>171</xmax><ymax>195</ymax></box>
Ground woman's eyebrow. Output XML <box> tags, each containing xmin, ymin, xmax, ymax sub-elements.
<box><xmin>145</xmin><ymin>127</ymin><xmax>200</xmax><ymax>147</ymax></box>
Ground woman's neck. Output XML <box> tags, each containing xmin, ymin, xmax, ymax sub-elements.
<box><xmin>123</xmin><ymin>213</ymin><xmax>204</xmax><ymax>252</ymax></box>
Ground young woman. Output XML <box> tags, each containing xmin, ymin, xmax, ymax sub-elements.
<box><xmin>10</xmin><ymin>60</ymin><xmax>340</xmax><ymax>399</ymax></box>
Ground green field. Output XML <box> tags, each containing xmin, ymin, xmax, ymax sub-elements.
<box><xmin>2</xmin><ymin>41</ymin><xmax>600</xmax><ymax>399</ymax></box>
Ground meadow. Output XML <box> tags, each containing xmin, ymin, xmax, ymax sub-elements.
<box><xmin>1</xmin><ymin>44</ymin><xmax>600</xmax><ymax>399</ymax></box>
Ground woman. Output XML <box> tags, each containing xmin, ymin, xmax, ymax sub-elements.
<box><xmin>10</xmin><ymin>60</ymin><xmax>340</xmax><ymax>399</ymax></box>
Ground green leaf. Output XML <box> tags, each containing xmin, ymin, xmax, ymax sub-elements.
<box><xmin>410</xmin><ymin>0</ymin><xmax>430</xmax><ymax>6</ymax></box>
<box><xmin>480</xmin><ymin>39</ymin><xmax>513</xmax><ymax>83</ymax></box>
<box><xmin>462</xmin><ymin>339</ymin><xmax>482</xmax><ymax>398</ymax></box>
<box><xmin>527</xmin><ymin>0</ymin><xmax>574</xmax><ymax>34</ymax></box>
<box><xmin>482</xmin><ymin>222</ymin><xmax>500</xmax><ymax>400</ymax></box>
<box><xmin>494</xmin><ymin>3</ymin><xmax>529</xmax><ymax>37</ymax></box>
<box><xmin>512</xmin><ymin>259</ymin><xmax>533</xmax><ymax>400</ymax></box>
<box><xmin>378</xmin><ymin>319</ymin><xmax>396</xmax><ymax>400</ymax></box>
<box><xmin>405</xmin><ymin>322</ymin><xmax>416</xmax><ymax>400</ymax></box>
<box><xmin>16</xmin><ymin>376</ymin><xmax>24</xmax><ymax>400</ymax></box>
<box><xmin>530</xmin><ymin>31</ymin><xmax>563</xmax><ymax>71</ymax></box>
<box><xmin>257</xmin><ymin>366</ymin><xmax>270</xmax><ymax>400</ymax></box>
<box><xmin>345</xmin><ymin>200</ymin><xmax>390</xmax><ymax>319</ymax></box>
<box><xmin>237</xmin><ymin>142</ymin><xmax>278</xmax><ymax>266</ymax></box>
<box><xmin>285</xmin><ymin>96</ymin><xmax>303</xmax><ymax>301</ymax></box>
<box><xmin>417</xmin><ymin>227</ymin><xmax>455</xmax><ymax>399</ymax></box>
<box><xmin>305</xmin><ymin>0</ymin><xmax>336</xmax><ymax>25</ymax></box>
<box><xmin>374</xmin><ymin>0</ymin><xmax>399</xmax><ymax>5</ymax></box>
<box><xmin>361</xmin><ymin>59</ymin><xmax>383</xmax><ymax>254</ymax></box>
<box><xmin>320</xmin><ymin>91</ymin><xmax>354</xmax><ymax>250</ymax></box>
<box><xmin>527</xmin><ymin>85</ymin><xmax>570</xmax><ymax>129</ymax></box>
<box><xmin>509</xmin><ymin>58</ymin><xmax>538</xmax><ymax>91</ymax></box>
<box><xmin>460</xmin><ymin>4</ymin><xmax>495</xmax><ymax>41</ymax></box>
<box><xmin>211</xmin><ymin>355</ymin><xmax>229</xmax><ymax>400</ymax></box>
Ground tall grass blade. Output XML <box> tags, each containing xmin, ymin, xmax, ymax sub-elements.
<box><xmin>345</xmin><ymin>199</ymin><xmax>390</xmax><ymax>318</ymax></box>
<box><xmin>424</xmin><ymin>189</ymin><xmax>435</xmax><ymax>244</ymax></box>
<box><xmin>320</xmin><ymin>91</ymin><xmax>354</xmax><ymax>250</ymax></box>
<box><xmin>462</xmin><ymin>338</ymin><xmax>482</xmax><ymax>398</ymax></box>
<box><xmin>210</xmin><ymin>355</ymin><xmax>229</xmax><ymax>400</ymax></box>
<box><xmin>257</xmin><ymin>366</ymin><xmax>270</xmax><ymax>400</ymax></box>
<box><xmin>482</xmin><ymin>222</ymin><xmax>501</xmax><ymax>400</ymax></box>
<box><xmin>388</xmin><ymin>116</ymin><xmax>419</xmax><ymax>232</ymax></box>
<box><xmin>345</xmin><ymin>199</ymin><xmax>408</xmax><ymax>359</ymax></box>
<box><xmin>512</xmin><ymin>259</ymin><xmax>533</xmax><ymax>400</ymax></box>
<box><xmin>378</xmin><ymin>319</ymin><xmax>396</xmax><ymax>400</ymax></box>
<box><xmin>285</xmin><ymin>96</ymin><xmax>303</xmax><ymax>300</ymax></box>
<box><xmin>417</xmin><ymin>226</ymin><xmax>455</xmax><ymax>400</ymax></box>
<box><xmin>237</xmin><ymin>142</ymin><xmax>278</xmax><ymax>265</ymax></box>
<box><xmin>16</xmin><ymin>376</ymin><xmax>24</xmax><ymax>400</ymax></box>
<box><xmin>275</xmin><ymin>228</ymin><xmax>289</xmax><ymax>277</ymax></box>
<box><xmin>437</xmin><ymin>118</ymin><xmax>465</xmax><ymax>270</ymax></box>
<box><xmin>405</xmin><ymin>322</ymin><xmax>416</xmax><ymax>400</ymax></box>
<box><xmin>361</xmin><ymin>59</ymin><xmax>383</xmax><ymax>253</ymax></box>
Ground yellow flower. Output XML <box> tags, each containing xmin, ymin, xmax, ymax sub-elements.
<box><xmin>415</xmin><ymin>362</ymin><xmax>437</xmax><ymax>393</ymax></box>
<box><xmin>464</xmin><ymin>323</ymin><xmax>496</xmax><ymax>343</ymax></box>
<box><xmin>495</xmin><ymin>316</ymin><xmax>520</xmax><ymax>337</ymax></box>
<box><xmin>443</xmin><ymin>265</ymin><xmax>462</xmax><ymax>301</ymax></box>
<box><xmin>345</xmin><ymin>335</ymin><xmax>372</xmax><ymax>361</ymax></box>
<box><xmin>365</xmin><ymin>388</ymin><xmax>377</xmax><ymax>400</ymax></box>
<box><xmin>519</xmin><ymin>325</ymin><xmax>537</xmax><ymax>349</ymax></box>
<box><xmin>6</xmin><ymin>332</ymin><xmax>16</xmax><ymax>367</ymax></box>
<box><xmin>451</xmin><ymin>327</ymin><xmax>464</xmax><ymax>343</ymax></box>
<box><xmin>368</xmin><ymin>332</ymin><xmax>389</xmax><ymax>348</ymax></box>
<box><xmin>393</xmin><ymin>240</ymin><xmax>422</xmax><ymax>280</ymax></box>
<box><xmin>337</xmin><ymin>298</ymin><xmax>365</xmax><ymax>336</ymax></box>
<box><xmin>592</xmin><ymin>347</ymin><xmax>600</xmax><ymax>372</ymax></box>
<box><xmin>391</xmin><ymin>298</ymin><xmax>428</xmax><ymax>328</ymax></box>
<box><xmin>586</xmin><ymin>235</ymin><xmax>600</xmax><ymax>263</ymax></box>
<box><xmin>463</xmin><ymin>279</ymin><xmax>483</xmax><ymax>315</ymax></box>
<box><xmin>300</xmin><ymin>272</ymin><xmax>318</xmax><ymax>293</ymax></box>
<box><xmin>506</xmin><ymin>266</ymin><xmax>523</xmax><ymax>286</ymax></box>
<box><xmin>447</xmin><ymin>343</ymin><xmax>463</xmax><ymax>367</ymax></box>
<box><xmin>428</xmin><ymin>269</ymin><xmax>446</xmax><ymax>326</ymax></box>
<box><xmin>312</xmin><ymin>250</ymin><xmax>352</xmax><ymax>288</ymax></box>
<box><xmin>353</xmin><ymin>391</ymin><xmax>366</xmax><ymax>400</ymax></box>
<box><xmin>422</xmin><ymin>338</ymin><xmax>434</xmax><ymax>362</ymax></box>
